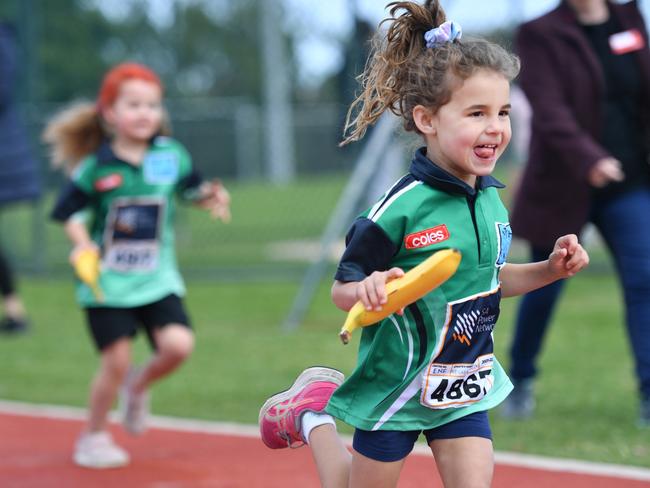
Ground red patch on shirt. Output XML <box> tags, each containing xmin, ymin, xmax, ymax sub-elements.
<box><xmin>404</xmin><ymin>224</ymin><xmax>450</xmax><ymax>249</ymax></box>
<box><xmin>94</xmin><ymin>173</ymin><xmax>123</xmax><ymax>192</ymax></box>
<box><xmin>609</xmin><ymin>29</ymin><xmax>645</xmax><ymax>55</ymax></box>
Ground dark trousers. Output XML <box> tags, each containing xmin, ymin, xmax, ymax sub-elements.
<box><xmin>509</xmin><ymin>188</ymin><xmax>650</xmax><ymax>399</ymax></box>
<box><xmin>0</xmin><ymin>243</ymin><xmax>15</xmax><ymax>297</ymax></box>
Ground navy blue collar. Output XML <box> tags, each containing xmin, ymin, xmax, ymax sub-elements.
<box><xmin>96</xmin><ymin>140</ymin><xmax>120</xmax><ymax>165</ymax></box>
<box><xmin>409</xmin><ymin>147</ymin><xmax>505</xmax><ymax>196</ymax></box>
<box><xmin>96</xmin><ymin>138</ymin><xmax>156</xmax><ymax>166</ymax></box>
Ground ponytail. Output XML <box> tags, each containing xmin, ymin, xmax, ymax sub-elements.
<box><xmin>42</xmin><ymin>102</ymin><xmax>106</xmax><ymax>173</ymax></box>
<box><xmin>341</xmin><ymin>1</ymin><xmax>446</xmax><ymax>145</ymax></box>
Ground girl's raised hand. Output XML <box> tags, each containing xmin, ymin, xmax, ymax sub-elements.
<box><xmin>548</xmin><ymin>234</ymin><xmax>589</xmax><ymax>278</ymax></box>
<box><xmin>356</xmin><ymin>267</ymin><xmax>405</xmax><ymax>312</ymax></box>
<box><xmin>196</xmin><ymin>179</ymin><xmax>231</xmax><ymax>223</ymax></box>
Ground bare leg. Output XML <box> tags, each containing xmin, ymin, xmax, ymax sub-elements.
<box><xmin>86</xmin><ymin>338</ymin><xmax>131</xmax><ymax>432</ymax></box>
<box><xmin>308</xmin><ymin>424</ymin><xmax>351</xmax><ymax>488</ymax></box>
<box><xmin>430</xmin><ymin>437</ymin><xmax>493</xmax><ymax>488</ymax></box>
<box><xmin>348</xmin><ymin>449</ymin><xmax>405</xmax><ymax>488</ymax></box>
<box><xmin>130</xmin><ymin>324</ymin><xmax>194</xmax><ymax>393</ymax></box>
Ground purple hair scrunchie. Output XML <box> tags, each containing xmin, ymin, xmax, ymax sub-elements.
<box><xmin>424</xmin><ymin>20</ymin><xmax>462</xmax><ymax>48</ymax></box>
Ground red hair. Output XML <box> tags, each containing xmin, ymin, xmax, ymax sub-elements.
<box><xmin>96</xmin><ymin>62</ymin><xmax>163</xmax><ymax>111</ymax></box>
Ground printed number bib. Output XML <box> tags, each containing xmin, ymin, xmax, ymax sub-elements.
<box><xmin>421</xmin><ymin>355</ymin><xmax>494</xmax><ymax>408</ymax></box>
<box><xmin>103</xmin><ymin>197</ymin><xmax>164</xmax><ymax>272</ymax></box>
<box><xmin>104</xmin><ymin>243</ymin><xmax>159</xmax><ymax>272</ymax></box>
<box><xmin>420</xmin><ymin>286</ymin><xmax>500</xmax><ymax>409</ymax></box>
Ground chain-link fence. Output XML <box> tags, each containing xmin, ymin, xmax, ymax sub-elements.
<box><xmin>1</xmin><ymin>99</ymin><xmax>368</xmax><ymax>282</ymax></box>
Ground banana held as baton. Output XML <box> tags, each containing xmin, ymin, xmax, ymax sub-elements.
<box><xmin>73</xmin><ymin>248</ymin><xmax>104</xmax><ymax>302</ymax></box>
<box><xmin>339</xmin><ymin>248</ymin><xmax>461</xmax><ymax>345</ymax></box>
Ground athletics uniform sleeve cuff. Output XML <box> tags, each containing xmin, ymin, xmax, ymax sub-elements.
<box><xmin>178</xmin><ymin>169</ymin><xmax>205</xmax><ymax>201</ymax></box>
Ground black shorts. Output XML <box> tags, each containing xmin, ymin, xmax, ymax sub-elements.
<box><xmin>85</xmin><ymin>294</ymin><xmax>191</xmax><ymax>351</ymax></box>
<box><xmin>352</xmin><ymin>411</ymin><xmax>492</xmax><ymax>462</ymax></box>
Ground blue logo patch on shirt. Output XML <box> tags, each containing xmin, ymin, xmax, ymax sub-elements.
<box><xmin>495</xmin><ymin>222</ymin><xmax>512</xmax><ymax>268</ymax></box>
<box><xmin>143</xmin><ymin>152</ymin><xmax>179</xmax><ymax>185</ymax></box>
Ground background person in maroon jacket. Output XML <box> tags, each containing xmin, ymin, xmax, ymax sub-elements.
<box><xmin>502</xmin><ymin>0</ymin><xmax>650</xmax><ymax>427</ymax></box>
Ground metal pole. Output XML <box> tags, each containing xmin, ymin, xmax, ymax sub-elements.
<box><xmin>260</xmin><ymin>0</ymin><xmax>295</xmax><ymax>184</ymax></box>
<box><xmin>234</xmin><ymin>103</ymin><xmax>261</xmax><ymax>181</ymax></box>
<box><xmin>18</xmin><ymin>0</ymin><xmax>46</xmax><ymax>273</ymax></box>
<box><xmin>282</xmin><ymin>113</ymin><xmax>399</xmax><ymax>331</ymax></box>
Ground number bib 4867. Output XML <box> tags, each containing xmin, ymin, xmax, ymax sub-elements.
<box><xmin>420</xmin><ymin>286</ymin><xmax>501</xmax><ymax>409</ymax></box>
<box><xmin>421</xmin><ymin>355</ymin><xmax>494</xmax><ymax>408</ymax></box>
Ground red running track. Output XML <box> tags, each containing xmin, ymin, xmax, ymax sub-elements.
<box><xmin>1</xmin><ymin>410</ymin><xmax>649</xmax><ymax>487</ymax></box>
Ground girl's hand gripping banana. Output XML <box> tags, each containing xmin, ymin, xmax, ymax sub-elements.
<box><xmin>339</xmin><ymin>248</ymin><xmax>461</xmax><ymax>345</ymax></box>
<box><xmin>72</xmin><ymin>247</ymin><xmax>104</xmax><ymax>302</ymax></box>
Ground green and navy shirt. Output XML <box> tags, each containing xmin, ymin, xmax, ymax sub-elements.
<box><xmin>326</xmin><ymin>147</ymin><xmax>514</xmax><ymax>431</ymax></box>
<box><xmin>51</xmin><ymin>136</ymin><xmax>203</xmax><ymax>308</ymax></box>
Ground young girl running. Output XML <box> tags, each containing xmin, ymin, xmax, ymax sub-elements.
<box><xmin>45</xmin><ymin>62</ymin><xmax>230</xmax><ymax>469</ymax></box>
<box><xmin>259</xmin><ymin>2</ymin><xmax>589</xmax><ymax>487</ymax></box>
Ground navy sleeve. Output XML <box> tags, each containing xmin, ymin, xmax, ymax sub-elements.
<box><xmin>50</xmin><ymin>182</ymin><xmax>91</xmax><ymax>222</ymax></box>
<box><xmin>334</xmin><ymin>217</ymin><xmax>399</xmax><ymax>283</ymax></box>
<box><xmin>177</xmin><ymin>168</ymin><xmax>206</xmax><ymax>201</ymax></box>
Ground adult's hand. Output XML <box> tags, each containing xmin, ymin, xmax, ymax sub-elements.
<box><xmin>588</xmin><ymin>157</ymin><xmax>625</xmax><ymax>187</ymax></box>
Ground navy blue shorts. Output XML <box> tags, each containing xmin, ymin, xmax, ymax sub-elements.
<box><xmin>352</xmin><ymin>410</ymin><xmax>492</xmax><ymax>462</ymax></box>
<box><xmin>85</xmin><ymin>294</ymin><xmax>191</xmax><ymax>351</ymax></box>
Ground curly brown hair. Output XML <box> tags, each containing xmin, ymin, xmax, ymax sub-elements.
<box><xmin>341</xmin><ymin>0</ymin><xmax>520</xmax><ymax>146</ymax></box>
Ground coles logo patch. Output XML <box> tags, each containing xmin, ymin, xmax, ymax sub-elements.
<box><xmin>94</xmin><ymin>173</ymin><xmax>123</xmax><ymax>192</ymax></box>
<box><xmin>405</xmin><ymin>224</ymin><xmax>450</xmax><ymax>249</ymax></box>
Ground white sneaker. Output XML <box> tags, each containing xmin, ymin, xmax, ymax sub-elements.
<box><xmin>121</xmin><ymin>369</ymin><xmax>150</xmax><ymax>435</ymax></box>
<box><xmin>73</xmin><ymin>431</ymin><xmax>129</xmax><ymax>469</ymax></box>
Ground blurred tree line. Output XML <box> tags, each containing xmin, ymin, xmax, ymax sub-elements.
<box><xmin>0</xmin><ymin>0</ymin><xmax>376</xmax><ymax>182</ymax></box>
<box><xmin>0</xmin><ymin>0</ymin><xmax>514</xmax><ymax>106</ymax></box>
<box><xmin>0</xmin><ymin>0</ymin><xmax>516</xmax><ymax>182</ymax></box>
<box><xmin>0</xmin><ymin>0</ymin><xmax>349</xmax><ymax>104</ymax></box>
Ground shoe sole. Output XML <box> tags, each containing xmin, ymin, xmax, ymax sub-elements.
<box><xmin>73</xmin><ymin>453</ymin><xmax>130</xmax><ymax>469</ymax></box>
<box><xmin>258</xmin><ymin>366</ymin><xmax>344</xmax><ymax>427</ymax></box>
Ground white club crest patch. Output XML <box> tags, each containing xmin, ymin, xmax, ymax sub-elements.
<box><xmin>143</xmin><ymin>151</ymin><xmax>179</xmax><ymax>185</ymax></box>
<box><xmin>495</xmin><ymin>222</ymin><xmax>511</xmax><ymax>268</ymax></box>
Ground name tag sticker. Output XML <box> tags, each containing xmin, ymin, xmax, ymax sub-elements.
<box><xmin>609</xmin><ymin>29</ymin><xmax>645</xmax><ymax>55</ymax></box>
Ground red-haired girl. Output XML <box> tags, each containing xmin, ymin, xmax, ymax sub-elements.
<box><xmin>45</xmin><ymin>62</ymin><xmax>230</xmax><ymax>468</ymax></box>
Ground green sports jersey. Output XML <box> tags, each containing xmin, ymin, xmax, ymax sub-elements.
<box><xmin>326</xmin><ymin>148</ymin><xmax>513</xmax><ymax>431</ymax></box>
<box><xmin>52</xmin><ymin>136</ymin><xmax>199</xmax><ymax>308</ymax></box>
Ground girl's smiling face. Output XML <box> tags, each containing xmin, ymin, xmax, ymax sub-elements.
<box><xmin>416</xmin><ymin>69</ymin><xmax>512</xmax><ymax>186</ymax></box>
<box><xmin>104</xmin><ymin>79</ymin><xmax>163</xmax><ymax>143</ymax></box>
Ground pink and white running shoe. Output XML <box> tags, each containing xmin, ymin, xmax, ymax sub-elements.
<box><xmin>259</xmin><ymin>366</ymin><xmax>344</xmax><ymax>449</ymax></box>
